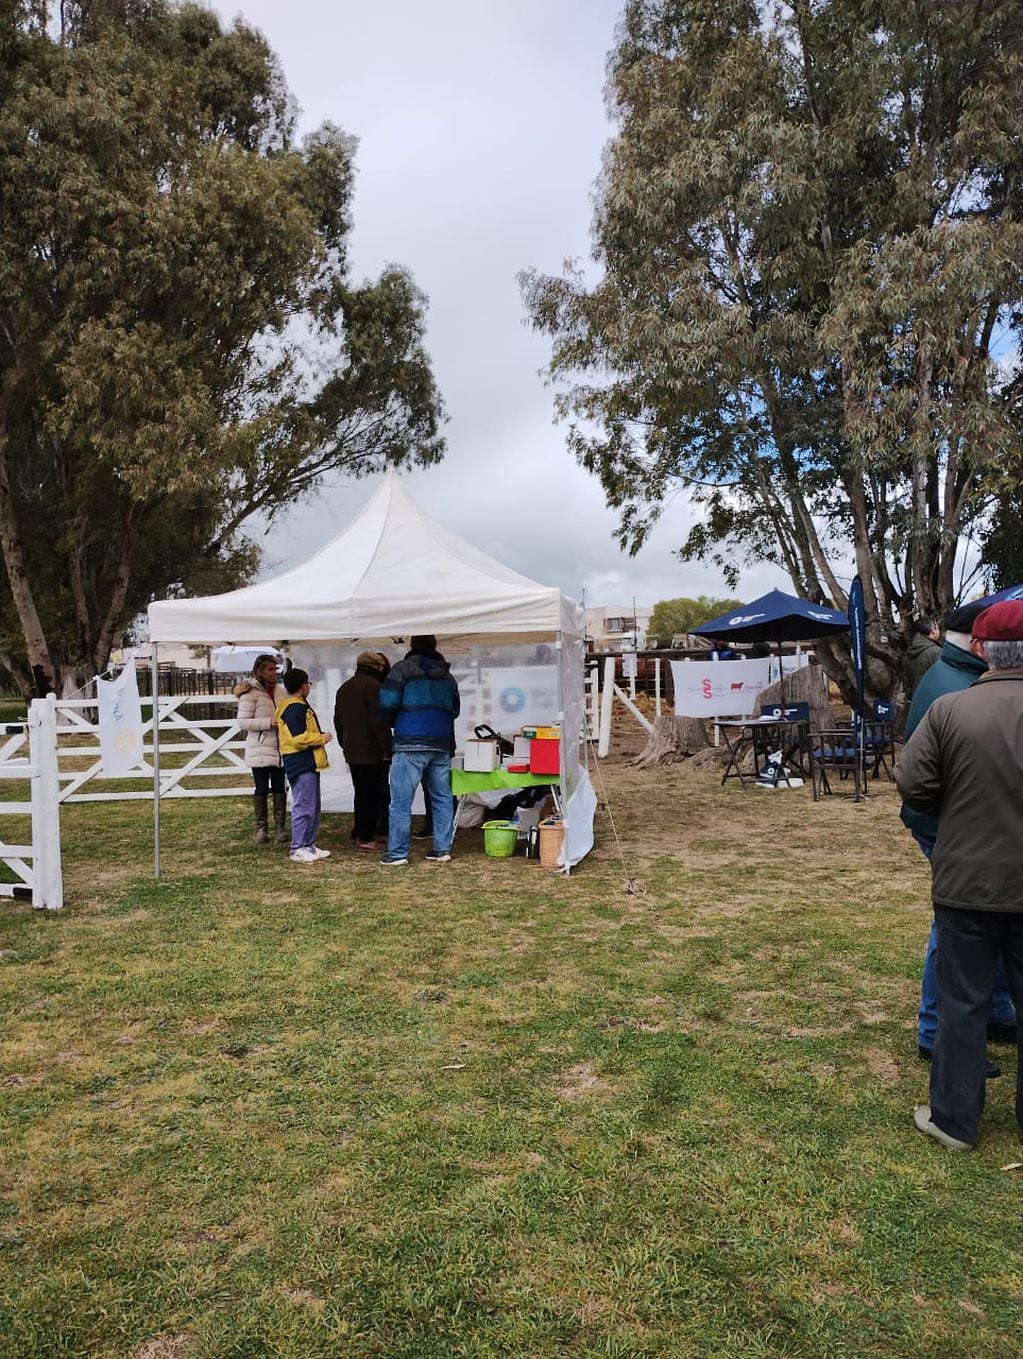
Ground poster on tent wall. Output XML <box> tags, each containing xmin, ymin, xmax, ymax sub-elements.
<box><xmin>670</xmin><ymin>658</ymin><xmax>772</xmax><ymax>718</ymax></box>
<box><xmin>97</xmin><ymin>657</ymin><xmax>145</xmax><ymax>775</ymax></box>
<box><xmin>473</xmin><ymin>665</ymin><xmax>559</xmax><ymax>734</ymax></box>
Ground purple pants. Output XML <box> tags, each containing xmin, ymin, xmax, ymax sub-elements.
<box><xmin>289</xmin><ymin>771</ymin><xmax>321</xmax><ymax>851</ymax></box>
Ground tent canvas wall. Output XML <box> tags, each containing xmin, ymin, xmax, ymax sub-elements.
<box><xmin>148</xmin><ymin>473</ymin><xmax>594</xmax><ymax>867</ymax></box>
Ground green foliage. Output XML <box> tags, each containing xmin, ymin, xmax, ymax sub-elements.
<box><xmin>0</xmin><ymin>1</ymin><xmax>445</xmax><ymax>694</ymax></box>
<box><xmin>522</xmin><ymin>0</ymin><xmax>1023</xmax><ymax>700</ymax></box>
<box><xmin>980</xmin><ymin>484</ymin><xmax>1023</xmax><ymax>591</ymax></box>
<box><xmin>647</xmin><ymin>594</ymin><xmax>742</xmax><ymax>645</ymax></box>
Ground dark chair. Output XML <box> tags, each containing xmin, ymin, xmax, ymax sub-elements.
<box><xmin>856</xmin><ymin>700</ymin><xmax>896</xmax><ymax>781</ymax></box>
<box><xmin>760</xmin><ymin>701</ymin><xmax>810</xmax><ymax>724</ymax></box>
<box><xmin>808</xmin><ymin>728</ymin><xmax>861</xmax><ymax>799</ymax></box>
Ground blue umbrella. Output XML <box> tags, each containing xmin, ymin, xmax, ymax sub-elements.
<box><xmin>691</xmin><ymin>589</ymin><xmax>850</xmax><ymax>645</ymax></box>
<box><xmin>692</xmin><ymin>588</ymin><xmax>849</xmax><ymax>700</ymax></box>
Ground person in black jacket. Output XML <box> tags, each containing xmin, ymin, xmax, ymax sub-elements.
<box><xmin>334</xmin><ymin>652</ymin><xmax>392</xmax><ymax>851</ymax></box>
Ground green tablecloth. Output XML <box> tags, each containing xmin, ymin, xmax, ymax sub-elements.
<box><xmin>450</xmin><ymin>768</ymin><xmax>559</xmax><ymax>796</ymax></box>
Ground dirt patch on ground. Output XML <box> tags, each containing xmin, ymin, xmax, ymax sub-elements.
<box><xmin>134</xmin><ymin>1336</ymin><xmax>193</xmax><ymax>1359</ymax></box>
<box><xmin>553</xmin><ymin>1062</ymin><xmax>614</xmax><ymax>1101</ymax></box>
<box><xmin>861</xmin><ymin>1046</ymin><xmax>902</xmax><ymax>1082</ymax></box>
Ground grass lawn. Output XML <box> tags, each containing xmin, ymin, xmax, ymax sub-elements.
<box><xmin>1</xmin><ymin>762</ymin><xmax>1021</xmax><ymax>1358</ymax></box>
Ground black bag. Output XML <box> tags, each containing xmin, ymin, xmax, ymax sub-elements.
<box><xmin>474</xmin><ymin>723</ymin><xmax>514</xmax><ymax>757</ymax></box>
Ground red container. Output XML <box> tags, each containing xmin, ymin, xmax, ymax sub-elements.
<box><xmin>530</xmin><ymin>737</ymin><xmax>560</xmax><ymax>776</ymax></box>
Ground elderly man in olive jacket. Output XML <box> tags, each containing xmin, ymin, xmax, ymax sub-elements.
<box><xmin>895</xmin><ymin>599</ymin><xmax>1023</xmax><ymax>1150</ymax></box>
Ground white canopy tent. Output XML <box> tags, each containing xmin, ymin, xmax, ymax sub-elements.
<box><xmin>212</xmin><ymin>645</ymin><xmax>280</xmax><ymax>674</ymax></box>
<box><xmin>148</xmin><ymin>473</ymin><xmax>595</xmax><ymax>868</ymax></box>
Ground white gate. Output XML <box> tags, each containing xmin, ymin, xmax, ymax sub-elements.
<box><xmin>0</xmin><ymin>692</ymin><xmax>249</xmax><ymax>911</ymax></box>
<box><xmin>52</xmin><ymin>693</ymin><xmax>249</xmax><ymax>802</ymax></box>
<box><xmin>0</xmin><ymin>696</ymin><xmax>63</xmax><ymax>910</ymax></box>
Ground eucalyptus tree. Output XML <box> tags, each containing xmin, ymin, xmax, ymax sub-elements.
<box><xmin>522</xmin><ymin>0</ymin><xmax>1023</xmax><ymax>698</ymax></box>
<box><xmin>0</xmin><ymin>0</ymin><xmax>445</xmax><ymax>695</ymax></box>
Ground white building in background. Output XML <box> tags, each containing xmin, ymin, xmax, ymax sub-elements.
<box><xmin>585</xmin><ymin>604</ymin><xmax>653</xmax><ymax>652</ymax></box>
<box><xmin>129</xmin><ymin>642</ymin><xmax>207</xmax><ymax>669</ymax></box>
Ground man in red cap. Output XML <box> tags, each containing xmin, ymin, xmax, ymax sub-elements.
<box><xmin>896</xmin><ymin>599</ymin><xmax>1023</xmax><ymax>1149</ymax></box>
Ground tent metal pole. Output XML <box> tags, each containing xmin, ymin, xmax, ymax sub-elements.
<box><xmin>556</xmin><ymin>634</ymin><xmax>569</xmax><ymax>875</ymax></box>
<box><xmin>152</xmin><ymin>643</ymin><xmax>161</xmax><ymax>879</ymax></box>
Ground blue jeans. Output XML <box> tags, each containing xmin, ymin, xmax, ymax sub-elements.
<box><xmin>914</xmin><ymin>833</ymin><xmax>1016</xmax><ymax>1048</ymax></box>
<box><xmin>387</xmin><ymin>751</ymin><xmax>453</xmax><ymax>859</ymax></box>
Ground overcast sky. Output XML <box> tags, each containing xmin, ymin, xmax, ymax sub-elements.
<box><xmin>209</xmin><ymin>0</ymin><xmax>788</xmax><ymax>610</ymax></box>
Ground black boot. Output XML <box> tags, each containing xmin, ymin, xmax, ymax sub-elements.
<box><xmin>272</xmin><ymin>791</ymin><xmax>288</xmax><ymax>844</ymax></box>
<box><xmin>253</xmin><ymin>793</ymin><xmax>269</xmax><ymax>844</ymax></box>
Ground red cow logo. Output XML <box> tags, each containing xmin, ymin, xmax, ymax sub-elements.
<box><xmin>730</xmin><ymin>681</ymin><xmax>744</xmax><ymax>692</ymax></box>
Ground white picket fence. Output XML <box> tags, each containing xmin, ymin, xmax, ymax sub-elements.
<box><xmin>0</xmin><ymin>692</ymin><xmax>252</xmax><ymax>911</ymax></box>
<box><xmin>0</xmin><ymin>697</ymin><xmax>63</xmax><ymax>910</ymax></box>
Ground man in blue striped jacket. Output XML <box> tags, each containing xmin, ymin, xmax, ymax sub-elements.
<box><xmin>378</xmin><ymin>635</ymin><xmax>460</xmax><ymax>866</ymax></box>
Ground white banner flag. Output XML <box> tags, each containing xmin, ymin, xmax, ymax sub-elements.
<box><xmin>670</xmin><ymin>658</ymin><xmax>772</xmax><ymax>718</ymax></box>
<box><xmin>97</xmin><ymin>657</ymin><xmax>145</xmax><ymax>775</ymax></box>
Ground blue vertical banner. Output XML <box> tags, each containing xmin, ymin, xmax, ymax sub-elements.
<box><xmin>848</xmin><ymin>575</ymin><xmax>866</xmax><ymax>719</ymax></box>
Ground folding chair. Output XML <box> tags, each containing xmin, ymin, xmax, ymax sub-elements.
<box><xmin>856</xmin><ymin>700</ymin><xmax>896</xmax><ymax>781</ymax></box>
<box><xmin>808</xmin><ymin>727</ymin><xmax>861</xmax><ymax>800</ymax></box>
<box><xmin>756</xmin><ymin>702</ymin><xmax>812</xmax><ymax>782</ymax></box>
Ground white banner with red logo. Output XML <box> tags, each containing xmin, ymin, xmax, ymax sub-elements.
<box><xmin>670</xmin><ymin>658</ymin><xmax>772</xmax><ymax>718</ymax></box>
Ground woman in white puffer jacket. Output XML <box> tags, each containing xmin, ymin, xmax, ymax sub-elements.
<box><xmin>233</xmin><ymin>654</ymin><xmax>287</xmax><ymax>843</ymax></box>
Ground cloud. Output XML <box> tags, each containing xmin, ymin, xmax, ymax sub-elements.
<box><xmin>212</xmin><ymin>0</ymin><xmax>787</xmax><ymax>607</ymax></box>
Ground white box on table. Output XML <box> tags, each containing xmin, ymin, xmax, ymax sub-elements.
<box><xmin>463</xmin><ymin>739</ymin><xmax>501</xmax><ymax>772</ymax></box>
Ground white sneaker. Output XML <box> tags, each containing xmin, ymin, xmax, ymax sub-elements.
<box><xmin>310</xmin><ymin>846</ymin><xmax>331</xmax><ymax>859</ymax></box>
<box><xmin>913</xmin><ymin>1105</ymin><xmax>973</xmax><ymax>1150</ymax></box>
<box><xmin>290</xmin><ymin>847</ymin><xmax>318</xmax><ymax>863</ymax></box>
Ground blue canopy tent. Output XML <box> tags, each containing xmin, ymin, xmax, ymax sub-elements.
<box><xmin>976</xmin><ymin>582</ymin><xmax>1023</xmax><ymax>607</ymax></box>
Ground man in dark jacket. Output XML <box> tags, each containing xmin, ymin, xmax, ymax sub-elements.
<box><xmin>896</xmin><ymin>599</ymin><xmax>1023</xmax><ymax>1148</ymax></box>
<box><xmin>901</xmin><ymin>602</ymin><xmax>1016</xmax><ymax>1061</ymax></box>
<box><xmin>902</xmin><ymin>616</ymin><xmax>941</xmax><ymax>699</ymax></box>
<box><xmin>378</xmin><ymin>635</ymin><xmax>459</xmax><ymax>866</ymax></box>
<box><xmin>334</xmin><ymin>651</ymin><xmax>391</xmax><ymax>851</ymax></box>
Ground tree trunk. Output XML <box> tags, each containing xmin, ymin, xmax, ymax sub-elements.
<box><xmin>812</xmin><ymin>634</ymin><xmax>900</xmax><ymax>708</ymax></box>
<box><xmin>0</xmin><ymin>432</ymin><xmax>58</xmax><ymax>697</ymax></box>
<box><xmin>630</xmin><ymin>714</ymin><xmax>710</xmax><ymax>766</ymax></box>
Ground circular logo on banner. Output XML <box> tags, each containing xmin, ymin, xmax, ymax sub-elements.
<box><xmin>500</xmin><ymin>686</ymin><xmax>526</xmax><ymax>714</ymax></box>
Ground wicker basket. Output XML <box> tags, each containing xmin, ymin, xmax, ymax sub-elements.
<box><xmin>538</xmin><ymin>817</ymin><xmax>564</xmax><ymax>868</ymax></box>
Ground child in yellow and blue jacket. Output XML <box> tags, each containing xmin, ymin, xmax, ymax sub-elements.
<box><xmin>276</xmin><ymin>668</ymin><xmax>332</xmax><ymax>863</ymax></box>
